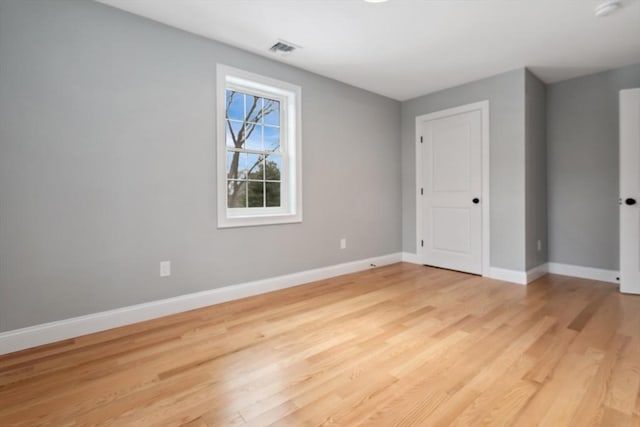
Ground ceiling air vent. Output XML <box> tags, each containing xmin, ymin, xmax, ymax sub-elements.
<box><xmin>269</xmin><ymin>40</ymin><xmax>300</xmax><ymax>55</ymax></box>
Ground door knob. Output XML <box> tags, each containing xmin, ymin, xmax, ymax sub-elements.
<box><xmin>626</xmin><ymin>198</ymin><xmax>637</xmax><ymax>206</ymax></box>
<box><xmin>472</xmin><ymin>198</ymin><xmax>480</xmax><ymax>204</ymax></box>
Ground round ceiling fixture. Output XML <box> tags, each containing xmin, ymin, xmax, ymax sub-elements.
<box><xmin>594</xmin><ymin>0</ymin><xmax>622</xmax><ymax>17</ymax></box>
<box><xmin>364</xmin><ymin>0</ymin><xmax>389</xmax><ymax>3</ymax></box>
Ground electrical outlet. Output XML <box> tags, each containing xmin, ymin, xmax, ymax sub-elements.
<box><xmin>340</xmin><ymin>238</ymin><xmax>347</xmax><ymax>249</ymax></box>
<box><xmin>160</xmin><ymin>261</ymin><xmax>171</xmax><ymax>277</ymax></box>
<box><xmin>537</xmin><ymin>240</ymin><xmax>542</xmax><ymax>251</ymax></box>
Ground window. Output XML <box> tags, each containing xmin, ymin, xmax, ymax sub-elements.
<box><xmin>216</xmin><ymin>65</ymin><xmax>302</xmax><ymax>228</ymax></box>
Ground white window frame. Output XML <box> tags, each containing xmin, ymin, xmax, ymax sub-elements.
<box><xmin>216</xmin><ymin>64</ymin><xmax>302</xmax><ymax>228</ymax></box>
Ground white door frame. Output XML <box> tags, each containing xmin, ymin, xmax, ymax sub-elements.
<box><xmin>415</xmin><ymin>100</ymin><xmax>491</xmax><ymax>276</ymax></box>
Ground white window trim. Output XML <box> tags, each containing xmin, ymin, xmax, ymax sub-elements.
<box><xmin>216</xmin><ymin>64</ymin><xmax>302</xmax><ymax>228</ymax></box>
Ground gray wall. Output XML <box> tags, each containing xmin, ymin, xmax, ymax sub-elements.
<box><xmin>401</xmin><ymin>69</ymin><xmax>527</xmax><ymax>271</ymax></box>
<box><xmin>0</xmin><ymin>0</ymin><xmax>401</xmax><ymax>331</ymax></box>
<box><xmin>547</xmin><ymin>63</ymin><xmax>640</xmax><ymax>271</ymax></box>
<box><xmin>525</xmin><ymin>70</ymin><xmax>548</xmax><ymax>270</ymax></box>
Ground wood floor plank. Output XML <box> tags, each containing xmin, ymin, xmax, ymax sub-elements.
<box><xmin>0</xmin><ymin>262</ymin><xmax>638</xmax><ymax>426</ymax></box>
<box><xmin>476</xmin><ymin>380</ymin><xmax>540</xmax><ymax>427</ymax></box>
<box><xmin>604</xmin><ymin>336</ymin><xmax>640</xmax><ymax>414</ymax></box>
<box><xmin>568</xmin><ymin>334</ymin><xmax>630</xmax><ymax>426</ymax></box>
<box><xmin>516</xmin><ymin>347</ymin><xmax>605</xmax><ymax>426</ymax></box>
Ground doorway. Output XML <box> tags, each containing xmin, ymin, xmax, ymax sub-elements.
<box><xmin>416</xmin><ymin>101</ymin><xmax>490</xmax><ymax>275</ymax></box>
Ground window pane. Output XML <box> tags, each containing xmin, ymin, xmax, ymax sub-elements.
<box><xmin>248</xmin><ymin>181</ymin><xmax>264</xmax><ymax>207</ymax></box>
<box><xmin>227</xmin><ymin>180</ymin><xmax>247</xmax><ymax>208</ymax></box>
<box><xmin>266</xmin><ymin>182</ymin><xmax>281</xmax><ymax>207</ymax></box>
<box><xmin>264</xmin><ymin>155</ymin><xmax>281</xmax><ymax>181</ymax></box>
<box><xmin>227</xmin><ymin>151</ymin><xmax>248</xmax><ymax>180</ymax></box>
<box><xmin>247</xmin><ymin>153</ymin><xmax>264</xmax><ymax>180</ymax></box>
<box><xmin>245</xmin><ymin>124</ymin><xmax>263</xmax><ymax>151</ymax></box>
<box><xmin>246</xmin><ymin>95</ymin><xmax>263</xmax><ymax>123</ymax></box>
<box><xmin>264</xmin><ymin>126</ymin><xmax>280</xmax><ymax>152</ymax></box>
<box><xmin>263</xmin><ymin>98</ymin><xmax>280</xmax><ymax>126</ymax></box>
<box><xmin>226</xmin><ymin>120</ymin><xmax>243</xmax><ymax>148</ymax></box>
<box><xmin>226</xmin><ymin>90</ymin><xmax>244</xmax><ymax>121</ymax></box>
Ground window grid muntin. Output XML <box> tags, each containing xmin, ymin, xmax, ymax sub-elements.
<box><xmin>225</xmin><ymin>86</ymin><xmax>286</xmax><ymax>211</ymax></box>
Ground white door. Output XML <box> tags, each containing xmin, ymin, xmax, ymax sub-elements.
<box><xmin>420</xmin><ymin>109</ymin><xmax>482</xmax><ymax>274</ymax></box>
<box><xmin>620</xmin><ymin>88</ymin><xmax>640</xmax><ymax>294</ymax></box>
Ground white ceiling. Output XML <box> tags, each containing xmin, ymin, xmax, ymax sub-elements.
<box><xmin>98</xmin><ymin>0</ymin><xmax>640</xmax><ymax>101</ymax></box>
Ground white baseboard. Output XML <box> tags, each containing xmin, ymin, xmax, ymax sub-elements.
<box><xmin>0</xmin><ymin>253</ymin><xmax>402</xmax><ymax>356</ymax></box>
<box><xmin>487</xmin><ymin>263</ymin><xmax>556</xmax><ymax>285</ymax></box>
<box><xmin>402</xmin><ymin>253</ymin><xmax>535</xmax><ymax>286</ymax></box>
<box><xmin>547</xmin><ymin>262</ymin><xmax>619</xmax><ymax>284</ymax></box>
<box><xmin>401</xmin><ymin>254</ymin><xmax>617</xmax><ymax>286</ymax></box>
<box><xmin>527</xmin><ymin>263</ymin><xmax>549</xmax><ymax>283</ymax></box>
<box><xmin>488</xmin><ymin>262</ymin><xmax>619</xmax><ymax>285</ymax></box>
<box><xmin>401</xmin><ymin>252</ymin><xmax>421</xmax><ymax>264</ymax></box>
<box><xmin>487</xmin><ymin>267</ymin><xmax>528</xmax><ymax>285</ymax></box>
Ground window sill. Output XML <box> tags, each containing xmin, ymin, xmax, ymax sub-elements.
<box><xmin>217</xmin><ymin>212</ymin><xmax>302</xmax><ymax>229</ymax></box>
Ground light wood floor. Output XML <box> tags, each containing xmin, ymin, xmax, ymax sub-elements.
<box><xmin>1</xmin><ymin>263</ymin><xmax>639</xmax><ymax>426</ymax></box>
